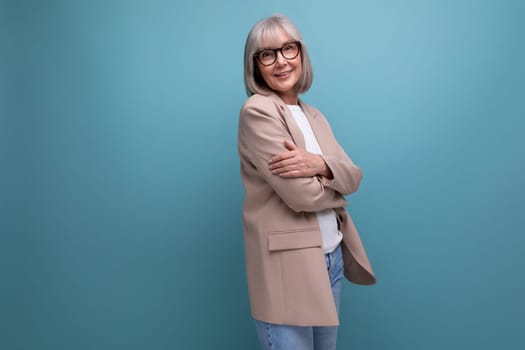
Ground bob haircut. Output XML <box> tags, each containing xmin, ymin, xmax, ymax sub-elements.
<box><xmin>244</xmin><ymin>14</ymin><xmax>313</xmax><ymax>97</ymax></box>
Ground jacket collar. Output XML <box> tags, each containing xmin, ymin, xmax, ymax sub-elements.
<box><xmin>263</xmin><ymin>91</ymin><xmax>319</xmax><ymax>119</ymax></box>
<box><xmin>262</xmin><ymin>92</ymin><xmax>321</xmax><ymax>150</ymax></box>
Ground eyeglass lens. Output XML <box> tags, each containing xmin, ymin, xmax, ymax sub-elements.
<box><xmin>257</xmin><ymin>42</ymin><xmax>300</xmax><ymax>66</ymax></box>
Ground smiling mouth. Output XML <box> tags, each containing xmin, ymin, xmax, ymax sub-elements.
<box><xmin>274</xmin><ymin>70</ymin><xmax>292</xmax><ymax>77</ymax></box>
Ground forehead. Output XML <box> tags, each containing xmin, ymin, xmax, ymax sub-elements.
<box><xmin>259</xmin><ymin>26</ymin><xmax>295</xmax><ymax>49</ymax></box>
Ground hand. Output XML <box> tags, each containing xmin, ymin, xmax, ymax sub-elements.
<box><xmin>269</xmin><ymin>140</ymin><xmax>333</xmax><ymax>178</ymax></box>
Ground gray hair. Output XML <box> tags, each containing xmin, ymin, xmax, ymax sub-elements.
<box><xmin>243</xmin><ymin>14</ymin><xmax>314</xmax><ymax>96</ymax></box>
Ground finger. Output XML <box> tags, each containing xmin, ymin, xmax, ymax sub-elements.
<box><xmin>274</xmin><ymin>162</ymin><xmax>318</xmax><ymax>177</ymax></box>
<box><xmin>269</xmin><ymin>150</ymin><xmax>296</xmax><ymax>164</ymax></box>
<box><xmin>272</xmin><ymin>161</ymin><xmax>312</xmax><ymax>175</ymax></box>
<box><xmin>271</xmin><ymin>161</ymin><xmax>294</xmax><ymax>173</ymax></box>
<box><xmin>269</xmin><ymin>157</ymin><xmax>297</xmax><ymax>171</ymax></box>
<box><xmin>278</xmin><ymin>169</ymin><xmax>309</xmax><ymax>178</ymax></box>
<box><xmin>284</xmin><ymin>140</ymin><xmax>297</xmax><ymax>151</ymax></box>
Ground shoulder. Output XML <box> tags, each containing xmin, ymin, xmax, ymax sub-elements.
<box><xmin>241</xmin><ymin>93</ymin><xmax>277</xmax><ymax>111</ymax></box>
<box><xmin>240</xmin><ymin>93</ymin><xmax>283</xmax><ymax>119</ymax></box>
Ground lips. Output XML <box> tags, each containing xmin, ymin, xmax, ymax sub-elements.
<box><xmin>274</xmin><ymin>70</ymin><xmax>292</xmax><ymax>77</ymax></box>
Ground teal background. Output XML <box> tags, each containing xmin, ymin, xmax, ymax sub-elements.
<box><xmin>2</xmin><ymin>0</ymin><xmax>524</xmax><ymax>349</ymax></box>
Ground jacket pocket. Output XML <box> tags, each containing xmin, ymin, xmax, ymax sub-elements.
<box><xmin>268</xmin><ymin>227</ymin><xmax>322</xmax><ymax>252</ymax></box>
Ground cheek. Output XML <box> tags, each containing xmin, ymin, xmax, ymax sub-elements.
<box><xmin>259</xmin><ymin>67</ymin><xmax>275</xmax><ymax>84</ymax></box>
<box><xmin>294</xmin><ymin>58</ymin><xmax>303</xmax><ymax>72</ymax></box>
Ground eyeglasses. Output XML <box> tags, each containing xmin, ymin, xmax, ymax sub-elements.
<box><xmin>254</xmin><ymin>41</ymin><xmax>301</xmax><ymax>66</ymax></box>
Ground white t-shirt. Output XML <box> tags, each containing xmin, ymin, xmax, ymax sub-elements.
<box><xmin>287</xmin><ymin>104</ymin><xmax>342</xmax><ymax>253</ymax></box>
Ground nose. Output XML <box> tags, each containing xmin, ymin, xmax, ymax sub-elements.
<box><xmin>275</xmin><ymin>51</ymin><xmax>287</xmax><ymax>65</ymax></box>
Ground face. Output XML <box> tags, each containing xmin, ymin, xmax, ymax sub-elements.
<box><xmin>256</xmin><ymin>28</ymin><xmax>302</xmax><ymax>105</ymax></box>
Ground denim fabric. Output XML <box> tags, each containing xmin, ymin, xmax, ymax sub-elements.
<box><xmin>254</xmin><ymin>244</ymin><xmax>344</xmax><ymax>350</ymax></box>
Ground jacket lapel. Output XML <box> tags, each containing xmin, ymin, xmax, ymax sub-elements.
<box><xmin>300</xmin><ymin>101</ymin><xmax>335</xmax><ymax>155</ymax></box>
<box><xmin>264</xmin><ymin>93</ymin><xmax>335</xmax><ymax>154</ymax></box>
<box><xmin>283</xmin><ymin>107</ymin><xmax>306</xmax><ymax>149</ymax></box>
<box><xmin>266</xmin><ymin>93</ymin><xmax>306</xmax><ymax>149</ymax></box>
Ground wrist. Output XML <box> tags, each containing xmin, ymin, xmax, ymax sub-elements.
<box><xmin>318</xmin><ymin>156</ymin><xmax>333</xmax><ymax>179</ymax></box>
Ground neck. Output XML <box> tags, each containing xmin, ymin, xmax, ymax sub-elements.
<box><xmin>278</xmin><ymin>92</ymin><xmax>298</xmax><ymax>105</ymax></box>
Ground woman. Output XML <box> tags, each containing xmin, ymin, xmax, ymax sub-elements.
<box><xmin>238</xmin><ymin>14</ymin><xmax>376</xmax><ymax>350</ymax></box>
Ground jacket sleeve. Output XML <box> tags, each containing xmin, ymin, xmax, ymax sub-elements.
<box><xmin>314</xmin><ymin>113</ymin><xmax>363</xmax><ymax>196</ymax></box>
<box><xmin>320</xmin><ymin>143</ymin><xmax>363</xmax><ymax>196</ymax></box>
<box><xmin>239</xmin><ymin>102</ymin><xmax>348</xmax><ymax>213</ymax></box>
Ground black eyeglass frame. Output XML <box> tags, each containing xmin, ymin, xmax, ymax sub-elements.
<box><xmin>254</xmin><ymin>41</ymin><xmax>302</xmax><ymax>66</ymax></box>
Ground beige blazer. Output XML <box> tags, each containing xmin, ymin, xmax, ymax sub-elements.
<box><xmin>238</xmin><ymin>92</ymin><xmax>376</xmax><ymax>327</ymax></box>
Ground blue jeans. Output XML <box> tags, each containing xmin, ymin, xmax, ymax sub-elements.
<box><xmin>254</xmin><ymin>244</ymin><xmax>344</xmax><ymax>350</ymax></box>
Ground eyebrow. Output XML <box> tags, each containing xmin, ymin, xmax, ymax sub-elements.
<box><xmin>258</xmin><ymin>40</ymin><xmax>297</xmax><ymax>51</ymax></box>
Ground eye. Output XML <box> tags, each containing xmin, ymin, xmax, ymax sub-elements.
<box><xmin>260</xmin><ymin>50</ymin><xmax>274</xmax><ymax>59</ymax></box>
<box><xmin>283</xmin><ymin>43</ymin><xmax>296</xmax><ymax>52</ymax></box>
